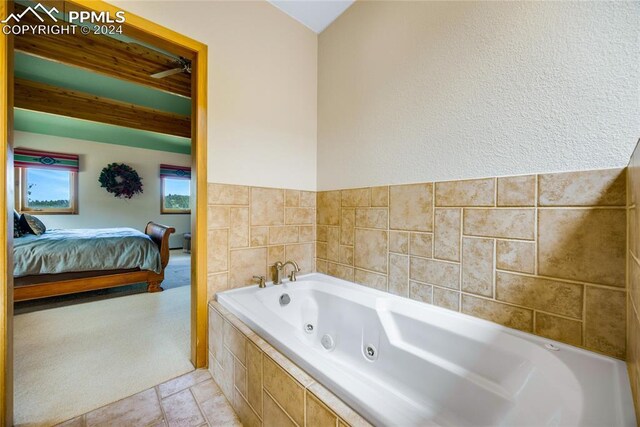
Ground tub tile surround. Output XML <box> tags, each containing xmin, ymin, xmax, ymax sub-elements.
<box><xmin>208</xmin><ymin>301</ymin><xmax>372</xmax><ymax>427</ymax></box>
<box><xmin>627</xmin><ymin>141</ymin><xmax>640</xmax><ymax>419</ymax></box>
<box><xmin>207</xmin><ymin>184</ymin><xmax>316</xmax><ymax>301</ymax></box>
<box><xmin>316</xmin><ymin>168</ymin><xmax>627</xmax><ymax>359</ymax></box>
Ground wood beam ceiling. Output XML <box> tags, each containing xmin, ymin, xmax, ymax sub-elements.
<box><xmin>15</xmin><ymin>78</ymin><xmax>191</xmax><ymax>138</ymax></box>
<box><xmin>13</xmin><ymin>3</ymin><xmax>192</xmax><ymax>98</ymax></box>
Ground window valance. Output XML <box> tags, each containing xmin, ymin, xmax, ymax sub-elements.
<box><xmin>15</xmin><ymin>148</ymin><xmax>79</xmax><ymax>172</ymax></box>
<box><xmin>160</xmin><ymin>164</ymin><xmax>191</xmax><ymax>180</ymax></box>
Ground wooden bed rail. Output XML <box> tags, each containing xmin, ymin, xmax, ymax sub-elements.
<box><xmin>14</xmin><ymin>222</ymin><xmax>177</xmax><ymax>301</ymax></box>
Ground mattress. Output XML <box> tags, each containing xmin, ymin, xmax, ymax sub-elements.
<box><xmin>13</xmin><ymin>227</ymin><xmax>162</xmax><ymax>277</ymax></box>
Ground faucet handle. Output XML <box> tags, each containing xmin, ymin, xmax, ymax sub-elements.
<box><xmin>252</xmin><ymin>275</ymin><xmax>266</xmax><ymax>288</ymax></box>
<box><xmin>288</xmin><ymin>270</ymin><xmax>297</xmax><ymax>282</ymax></box>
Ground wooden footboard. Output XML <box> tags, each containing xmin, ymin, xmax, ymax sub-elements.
<box><xmin>144</xmin><ymin>222</ymin><xmax>176</xmax><ymax>292</ymax></box>
<box><xmin>14</xmin><ymin>222</ymin><xmax>177</xmax><ymax>301</ymax></box>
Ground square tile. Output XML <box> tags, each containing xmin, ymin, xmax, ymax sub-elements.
<box><xmin>161</xmin><ymin>389</ymin><xmax>205</xmax><ymax>427</ymax></box>
<box><xmin>389</xmin><ymin>183</ymin><xmax>433</xmax><ymax>232</ymax></box>
<box><xmin>251</xmin><ymin>187</ymin><xmax>284</xmax><ymax>226</ymax></box>
<box><xmin>410</xmin><ymin>233</ymin><xmax>433</xmax><ymax>258</ymax></box>
<box><xmin>409</xmin><ymin>281</ymin><xmax>433</xmax><ymax>304</ymax></box>
<box><xmin>371</xmin><ymin>186</ymin><xmax>389</xmax><ymax>207</ymax></box>
<box><xmin>538</xmin><ymin>209</ymin><xmax>626</xmax><ymax>287</ymax></box>
<box><xmin>229</xmin><ymin>247</ymin><xmax>268</xmax><ymax>288</ymax></box>
<box><xmin>354</xmin><ymin>229</ymin><xmax>388</xmax><ymax>273</ymax></box>
<box><xmin>389</xmin><ymin>231</ymin><xmax>409</xmax><ymax>254</ymax></box>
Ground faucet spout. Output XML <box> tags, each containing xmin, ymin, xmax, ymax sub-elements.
<box><xmin>282</xmin><ymin>260</ymin><xmax>301</xmax><ymax>282</ymax></box>
<box><xmin>272</xmin><ymin>260</ymin><xmax>301</xmax><ymax>284</ymax></box>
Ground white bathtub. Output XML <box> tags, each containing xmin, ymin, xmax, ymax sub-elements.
<box><xmin>217</xmin><ymin>273</ymin><xmax>636</xmax><ymax>426</ymax></box>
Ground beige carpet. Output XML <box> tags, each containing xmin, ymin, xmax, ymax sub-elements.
<box><xmin>14</xmin><ymin>285</ymin><xmax>193</xmax><ymax>426</ymax></box>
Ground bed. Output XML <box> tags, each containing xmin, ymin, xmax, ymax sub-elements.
<box><xmin>13</xmin><ymin>222</ymin><xmax>175</xmax><ymax>301</ymax></box>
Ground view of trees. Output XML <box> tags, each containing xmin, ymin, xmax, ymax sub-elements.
<box><xmin>164</xmin><ymin>194</ymin><xmax>190</xmax><ymax>210</ymax></box>
<box><xmin>27</xmin><ymin>199</ymin><xmax>71</xmax><ymax>208</ymax></box>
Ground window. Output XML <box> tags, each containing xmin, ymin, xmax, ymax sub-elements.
<box><xmin>15</xmin><ymin>148</ymin><xmax>79</xmax><ymax>214</ymax></box>
<box><xmin>160</xmin><ymin>164</ymin><xmax>191</xmax><ymax>214</ymax></box>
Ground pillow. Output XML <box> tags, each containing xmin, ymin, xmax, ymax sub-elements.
<box><xmin>19</xmin><ymin>213</ymin><xmax>46</xmax><ymax>236</ymax></box>
<box><xmin>13</xmin><ymin>210</ymin><xmax>24</xmax><ymax>238</ymax></box>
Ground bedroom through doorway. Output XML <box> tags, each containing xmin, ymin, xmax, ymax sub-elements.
<box><xmin>5</xmin><ymin>1</ymin><xmax>207</xmax><ymax>424</ymax></box>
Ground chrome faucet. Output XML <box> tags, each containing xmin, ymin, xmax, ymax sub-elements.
<box><xmin>272</xmin><ymin>260</ymin><xmax>301</xmax><ymax>285</ymax></box>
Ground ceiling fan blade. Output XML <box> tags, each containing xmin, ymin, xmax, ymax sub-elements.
<box><xmin>150</xmin><ymin>68</ymin><xmax>183</xmax><ymax>79</ymax></box>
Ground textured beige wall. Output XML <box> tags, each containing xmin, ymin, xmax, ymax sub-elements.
<box><xmin>206</xmin><ymin>183</ymin><xmax>316</xmax><ymax>301</ymax></box>
<box><xmin>318</xmin><ymin>1</ymin><xmax>640</xmax><ymax>190</ymax></box>
<box><xmin>627</xmin><ymin>143</ymin><xmax>640</xmax><ymax>419</ymax></box>
<box><xmin>110</xmin><ymin>0</ymin><xmax>318</xmax><ymax>191</ymax></box>
<box><xmin>317</xmin><ymin>168</ymin><xmax>627</xmax><ymax>359</ymax></box>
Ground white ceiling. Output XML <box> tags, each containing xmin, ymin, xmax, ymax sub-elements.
<box><xmin>268</xmin><ymin>0</ymin><xmax>355</xmax><ymax>33</ymax></box>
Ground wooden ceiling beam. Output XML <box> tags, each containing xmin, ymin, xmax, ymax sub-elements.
<box><xmin>15</xmin><ymin>78</ymin><xmax>191</xmax><ymax>138</ymax></box>
<box><xmin>13</xmin><ymin>3</ymin><xmax>192</xmax><ymax>98</ymax></box>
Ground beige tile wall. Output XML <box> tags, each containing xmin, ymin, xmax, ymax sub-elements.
<box><xmin>207</xmin><ymin>184</ymin><xmax>316</xmax><ymax>300</ymax></box>
<box><xmin>627</xmin><ymin>142</ymin><xmax>640</xmax><ymax>419</ymax></box>
<box><xmin>209</xmin><ymin>301</ymin><xmax>371</xmax><ymax>427</ymax></box>
<box><xmin>317</xmin><ymin>169</ymin><xmax>627</xmax><ymax>359</ymax></box>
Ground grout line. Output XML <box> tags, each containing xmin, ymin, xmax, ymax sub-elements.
<box><xmin>155</xmin><ymin>386</ymin><xmax>168</xmax><ymax>426</ymax></box>
<box><xmin>188</xmin><ymin>387</ymin><xmax>208</xmax><ymax>425</ymax></box>
<box><xmin>492</xmin><ymin>238</ymin><xmax>497</xmax><ymax>299</ymax></box>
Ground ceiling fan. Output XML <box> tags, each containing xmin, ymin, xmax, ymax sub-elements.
<box><xmin>150</xmin><ymin>57</ymin><xmax>191</xmax><ymax>79</ymax></box>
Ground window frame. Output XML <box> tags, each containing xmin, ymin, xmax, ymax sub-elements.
<box><xmin>160</xmin><ymin>175</ymin><xmax>191</xmax><ymax>214</ymax></box>
<box><xmin>16</xmin><ymin>167</ymin><xmax>79</xmax><ymax>215</ymax></box>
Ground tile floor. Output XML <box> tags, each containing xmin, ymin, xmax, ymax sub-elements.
<box><xmin>56</xmin><ymin>369</ymin><xmax>241</xmax><ymax>427</ymax></box>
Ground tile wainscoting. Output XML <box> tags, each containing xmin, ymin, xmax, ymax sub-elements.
<box><xmin>627</xmin><ymin>141</ymin><xmax>640</xmax><ymax>418</ymax></box>
<box><xmin>316</xmin><ymin>168</ymin><xmax>627</xmax><ymax>359</ymax></box>
<box><xmin>207</xmin><ymin>183</ymin><xmax>316</xmax><ymax>301</ymax></box>
<box><xmin>209</xmin><ymin>301</ymin><xmax>371</xmax><ymax>427</ymax></box>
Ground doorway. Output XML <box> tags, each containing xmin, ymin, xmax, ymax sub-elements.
<box><xmin>0</xmin><ymin>1</ymin><xmax>208</xmax><ymax>424</ymax></box>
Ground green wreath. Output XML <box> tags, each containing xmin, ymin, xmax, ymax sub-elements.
<box><xmin>98</xmin><ymin>163</ymin><xmax>144</xmax><ymax>199</ymax></box>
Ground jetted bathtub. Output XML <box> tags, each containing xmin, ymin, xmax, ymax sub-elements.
<box><xmin>217</xmin><ymin>273</ymin><xmax>636</xmax><ymax>426</ymax></box>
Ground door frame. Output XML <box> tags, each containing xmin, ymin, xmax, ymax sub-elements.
<box><xmin>0</xmin><ymin>1</ymin><xmax>208</xmax><ymax>424</ymax></box>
